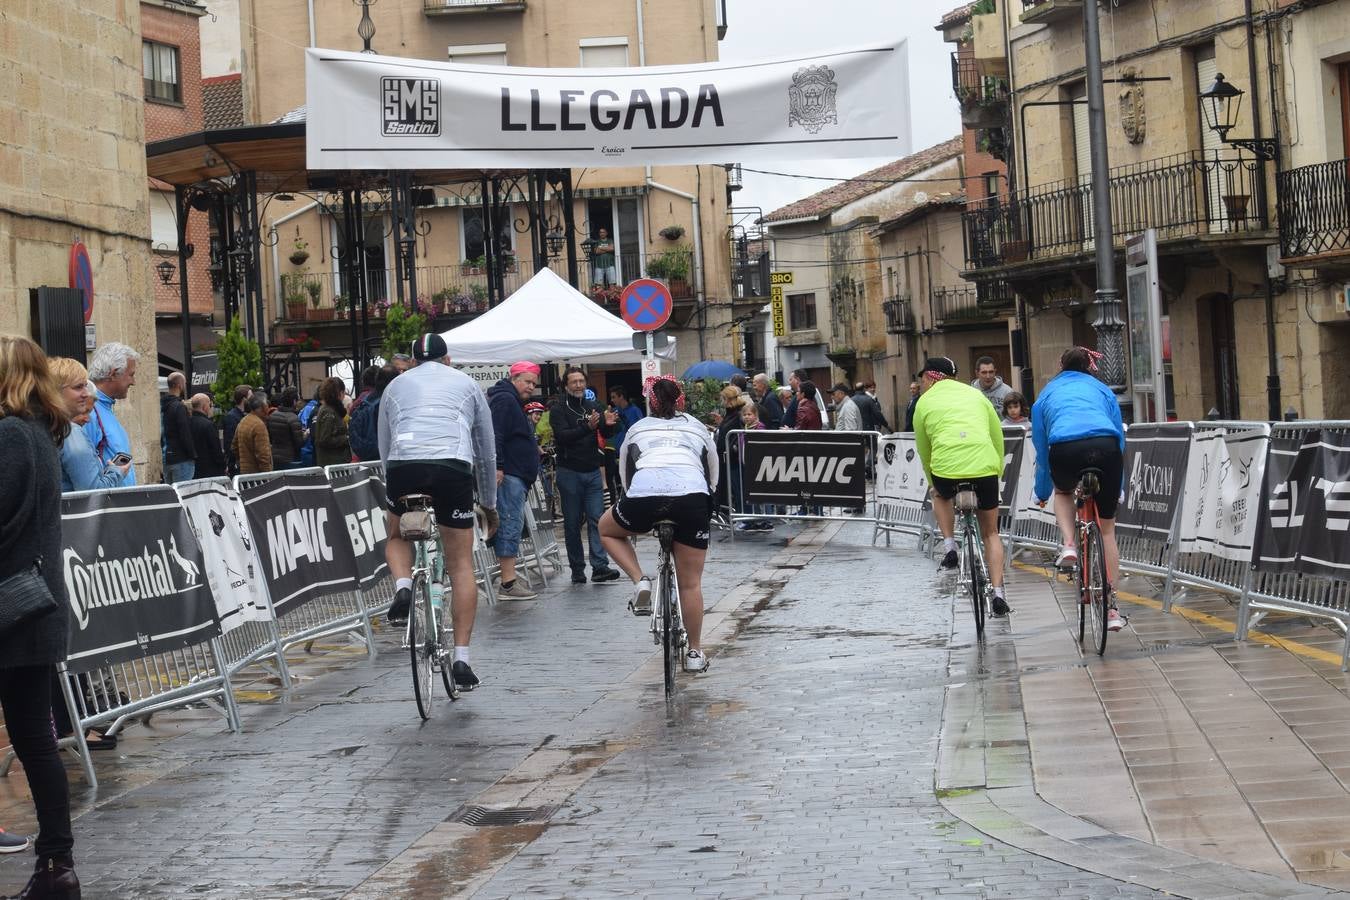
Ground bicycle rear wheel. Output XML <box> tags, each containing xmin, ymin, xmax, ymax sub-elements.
<box><xmin>661</xmin><ymin>559</ymin><xmax>678</xmax><ymax>698</ymax></box>
<box><xmin>410</xmin><ymin>572</ymin><xmax>435</xmax><ymax>720</ymax></box>
<box><xmin>964</xmin><ymin>517</ymin><xmax>986</xmax><ymax>639</ymax></box>
<box><xmin>1085</xmin><ymin>523</ymin><xmax>1109</xmax><ymax>655</ymax></box>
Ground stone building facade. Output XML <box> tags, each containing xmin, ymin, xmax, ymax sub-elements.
<box><xmin>0</xmin><ymin>2</ymin><xmax>160</xmax><ymax>477</ymax></box>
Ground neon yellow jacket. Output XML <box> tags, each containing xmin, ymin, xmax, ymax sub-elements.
<box><xmin>913</xmin><ymin>379</ymin><xmax>1004</xmax><ymax>481</ymax></box>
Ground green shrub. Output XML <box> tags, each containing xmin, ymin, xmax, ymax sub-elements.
<box><xmin>212</xmin><ymin>318</ymin><xmax>263</xmax><ymax>410</ymax></box>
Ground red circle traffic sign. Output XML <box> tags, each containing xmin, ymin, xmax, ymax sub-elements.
<box><xmin>620</xmin><ymin>278</ymin><xmax>673</xmax><ymax>332</ymax></box>
<box><xmin>69</xmin><ymin>241</ymin><xmax>94</xmax><ymax>323</ymax></box>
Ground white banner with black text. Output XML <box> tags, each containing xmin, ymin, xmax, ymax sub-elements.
<box><xmin>175</xmin><ymin>479</ymin><xmax>272</xmax><ymax>634</ymax></box>
<box><xmin>876</xmin><ymin>435</ymin><xmax>928</xmax><ymax>506</ymax></box>
<box><xmin>1177</xmin><ymin>427</ymin><xmax>1269</xmax><ymax>562</ymax></box>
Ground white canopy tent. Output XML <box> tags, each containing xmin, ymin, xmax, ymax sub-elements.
<box><xmin>440</xmin><ymin>268</ymin><xmax>677</xmax><ymax>364</ymax></box>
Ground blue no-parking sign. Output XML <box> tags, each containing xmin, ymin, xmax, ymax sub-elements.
<box><xmin>620</xmin><ymin>279</ymin><xmax>673</xmax><ymax>332</ymax></box>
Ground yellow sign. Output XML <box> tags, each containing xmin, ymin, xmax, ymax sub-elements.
<box><xmin>771</xmin><ymin>285</ymin><xmax>786</xmax><ymax>337</ymax></box>
<box><xmin>769</xmin><ymin>271</ymin><xmax>794</xmax><ymax>286</ymax></box>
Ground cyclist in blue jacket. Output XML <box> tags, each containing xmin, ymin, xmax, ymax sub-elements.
<box><xmin>1031</xmin><ymin>347</ymin><xmax>1127</xmax><ymax>632</ymax></box>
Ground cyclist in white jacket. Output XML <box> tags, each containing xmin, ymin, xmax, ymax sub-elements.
<box><xmin>598</xmin><ymin>378</ymin><xmax>718</xmax><ymax>673</ymax></box>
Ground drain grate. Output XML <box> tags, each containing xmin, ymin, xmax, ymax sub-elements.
<box><xmin>448</xmin><ymin>804</ymin><xmax>556</xmax><ymax>827</ymax></box>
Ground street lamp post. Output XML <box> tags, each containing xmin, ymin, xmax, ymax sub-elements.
<box><xmin>1082</xmin><ymin>0</ymin><xmax>1127</xmax><ymax>397</ymax></box>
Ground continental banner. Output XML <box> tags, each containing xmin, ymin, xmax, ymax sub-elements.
<box><xmin>1177</xmin><ymin>427</ymin><xmax>1269</xmax><ymax>562</ymax></box>
<box><xmin>60</xmin><ymin>487</ymin><xmax>221</xmax><ymax>673</ymax></box>
<box><xmin>1116</xmin><ymin>423</ymin><xmax>1192</xmax><ymax>540</ymax></box>
<box><xmin>742</xmin><ymin>431</ymin><xmax>868</xmax><ymax>508</ymax></box>
<box><xmin>876</xmin><ymin>435</ymin><xmax>927</xmax><ymax>505</ymax></box>
<box><xmin>327</xmin><ymin>466</ymin><xmax>391</xmax><ymax>587</ymax></box>
<box><xmin>306</xmin><ymin>42</ymin><xmax>911</xmax><ymax>169</ymax></box>
<box><xmin>175</xmin><ymin>479</ymin><xmax>272</xmax><ymax>634</ymax></box>
<box><xmin>238</xmin><ymin>472</ymin><xmax>360</xmax><ymax>616</ymax></box>
<box><xmin>1255</xmin><ymin>429</ymin><xmax>1350</xmax><ymax>577</ymax></box>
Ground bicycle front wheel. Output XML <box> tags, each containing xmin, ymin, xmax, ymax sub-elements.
<box><xmin>965</xmin><ymin>518</ymin><xmax>986</xmax><ymax>639</ymax></box>
<box><xmin>1084</xmin><ymin>523</ymin><xmax>1109</xmax><ymax>656</ymax></box>
<box><xmin>661</xmin><ymin>562</ymin><xmax>678</xmax><ymax>698</ymax></box>
<box><xmin>410</xmin><ymin>573</ymin><xmax>435</xmax><ymax>720</ymax></box>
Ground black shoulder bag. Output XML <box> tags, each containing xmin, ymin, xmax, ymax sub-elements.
<box><xmin>0</xmin><ymin>557</ymin><xmax>58</xmax><ymax>639</ymax></box>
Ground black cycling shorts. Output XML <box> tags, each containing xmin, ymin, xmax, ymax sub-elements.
<box><xmin>931</xmin><ymin>474</ymin><xmax>1001</xmax><ymax>512</ymax></box>
<box><xmin>385</xmin><ymin>462</ymin><xmax>476</xmax><ymax>529</ymax></box>
<box><xmin>612</xmin><ymin>493</ymin><xmax>712</xmax><ymax>551</ymax></box>
<box><xmin>1049</xmin><ymin>436</ymin><xmax>1123</xmax><ymax>519</ymax></box>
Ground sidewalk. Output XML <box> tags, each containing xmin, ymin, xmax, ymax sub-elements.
<box><xmin>940</xmin><ymin>543</ymin><xmax>1350</xmax><ymax>896</ymax></box>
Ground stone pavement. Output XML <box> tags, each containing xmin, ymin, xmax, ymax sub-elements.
<box><xmin>0</xmin><ymin>519</ymin><xmax>1346</xmax><ymax>898</ymax></box>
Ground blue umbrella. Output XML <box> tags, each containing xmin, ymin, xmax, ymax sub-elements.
<box><xmin>682</xmin><ymin>360</ymin><xmax>745</xmax><ymax>381</ymax></box>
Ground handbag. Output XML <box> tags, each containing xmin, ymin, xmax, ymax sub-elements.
<box><xmin>0</xmin><ymin>559</ymin><xmax>57</xmax><ymax>640</ymax></box>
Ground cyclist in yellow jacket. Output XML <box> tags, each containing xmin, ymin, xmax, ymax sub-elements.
<box><xmin>912</xmin><ymin>357</ymin><xmax>1010</xmax><ymax>616</ymax></box>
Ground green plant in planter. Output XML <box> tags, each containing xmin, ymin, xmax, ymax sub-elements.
<box><xmin>658</xmin><ymin>224</ymin><xmax>686</xmax><ymax>241</ymax></box>
<box><xmin>647</xmin><ymin>247</ymin><xmax>692</xmax><ymax>281</ymax></box>
<box><xmin>333</xmin><ymin>294</ymin><xmax>350</xmax><ymax>316</ymax></box>
<box><xmin>305</xmin><ymin>279</ymin><xmax>322</xmax><ymax>308</ymax></box>
<box><xmin>381</xmin><ymin>302</ymin><xmax>427</xmax><ymax>361</ymax></box>
<box><xmin>469</xmin><ymin>283</ymin><xmax>489</xmax><ymax>306</ymax></box>
<box><xmin>289</xmin><ymin>237</ymin><xmax>310</xmax><ymax>267</ymax></box>
<box><xmin>212</xmin><ymin>318</ymin><xmax>262</xmax><ymax>412</ymax></box>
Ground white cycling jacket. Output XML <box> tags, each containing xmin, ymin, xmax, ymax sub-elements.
<box><xmin>619</xmin><ymin>412</ymin><xmax>719</xmax><ymax>498</ymax></box>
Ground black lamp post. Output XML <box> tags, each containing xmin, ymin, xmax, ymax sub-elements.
<box><xmin>1199</xmin><ymin>73</ymin><xmax>1278</xmax><ymax>161</ymax></box>
<box><xmin>155</xmin><ymin>258</ymin><xmax>176</xmax><ymax>286</ymax></box>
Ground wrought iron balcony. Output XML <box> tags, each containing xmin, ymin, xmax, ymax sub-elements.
<box><xmin>962</xmin><ymin>150</ymin><xmax>1266</xmax><ymax>271</ymax></box>
<box><xmin>1021</xmin><ymin>0</ymin><xmax>1084</xmax><ymax>25</ymax></box>
<box><xmin>882</xmin><ymin>295</ymin><xmax>915</xmax><ymax>334</ymax></box>
<box><xmin>422</xmin><ymin>0</ymin><xmax>526</xmax><ymax>15</ymax></box>
<box><xmin>932</xmin><ymin>283</ymin><xmax>1013</xmax><ymax>327</ymax></box>
<box><xmin>952</xmin><ymin>52</ymin><xmax>1009</xmax><ymax>126</ymax></box>
<box><xmin>1278</xmin><ymin>158</ymin><xmax>1350</xmax><ymax>262</ymax></box>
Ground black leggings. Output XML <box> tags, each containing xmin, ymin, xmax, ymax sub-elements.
<box><xmin>0</xmin><ymin>666</ymin><xmax>73</xmax><ymax>859</ymax></box>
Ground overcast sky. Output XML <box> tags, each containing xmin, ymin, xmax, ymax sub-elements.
<box><xmin>717</xmin><ymin>0</ymin><xmax>961</xmax><ymax>223</ymax></box>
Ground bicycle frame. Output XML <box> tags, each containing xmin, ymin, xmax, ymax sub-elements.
<box><xmin>650</xmin><ymin>524</ymin><xmax>687</xmax><ymax>698</ymax></box>
<box><xmin>956</xmin><ymin>505</ymin><xmax>990</xmax><ymax>638</ymax></box>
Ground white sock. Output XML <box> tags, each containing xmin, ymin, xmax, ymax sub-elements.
<box><xmin>943</xmin><ymin>538</ymin><xmax>957</xmax><ymax>553</ymax></box>
<box><xmin>993</xmin><ymin>586</ymin><xmax>1005</xmax><ymax>599</ymax></box>
<box><xmin>454</xmin><ymin>646</ymin><xmax>469</xmax><ymax>664</ymax></box>
<box><xmin>396</xmin><ymin>577</ymin><xmax>413</xmax><ymax>593</ymax></box>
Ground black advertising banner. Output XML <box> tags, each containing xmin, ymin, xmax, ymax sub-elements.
<box><xmin>239</xmin><ymin>471</ymin><xmax>359</xmax><ymax>616</ymax></box>
<box><xmin>1256</xmin><ymin>430</ymin><xmax>1350</xmax><ymax>577</ymax></box>
<box><xmin>1117</xmin><ymin>423</ymin><xmax>1192</xmax><ymax>539</ymax></box>
<box><xmin>61</xmin><ymin>487</ymin><xmax>221</xmax><ymax>673</ymax></box>
<box><xmin>741</xmin><ymin>431</ymin><xmax>868</xmax><ymax>508</ymax></box>
<box><xmin>1000</xmin><ymin>425</ymin><xmax>1030</xmax><ymax>516</ymax></box>
<box><xmin>327</xmin><ymin>467</ymin><xmax>391</xmax><ymax>587</ymax></box>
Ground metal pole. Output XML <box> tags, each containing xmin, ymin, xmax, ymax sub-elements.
<box><xmin>1082</xmin><ymin>0</ymin><xmax>1127</xmax><ymax>396</ymax></box>
<box><xmin>175</xmin><ymin>186</ymin><xmax>194</xmax><ymax>387</ymax></box>
<box><xmin>561</xmin><ymin>170</ymin><xmax>579</xmax><ymax>288</ymax></box>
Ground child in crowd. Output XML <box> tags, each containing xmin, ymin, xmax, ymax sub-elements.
<box><xmin>1001</xmin><ymin>391</ymin><xmax>1030</xmax><ymax>428</ymax></box>
<box><xmin>734</xmin><ymin>403</ymin><xmax>775</xmax><ymax>533</ymax></box>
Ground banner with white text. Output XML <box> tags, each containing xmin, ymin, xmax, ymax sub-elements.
<box><xmin>1177</xmin><ymin>426</ymin><xmax>1269</xmax><ymax>561</ymax></box>
<box><xmin>175</xmin><ymin>479</ymin><xmax>272</xmax><ymax>634</ymax></box>
<box><xmin>327</xmin><ymin>467</ymin><xmax>391</xmax><ymax>587</ymax></box>
<box><xmin>239</xmin><ymin>472</ymin><xmax>359</xmax><ymax>616</ymax></box>
<box><xmin>742</xmin><ymin>431</ymin><xmax>868</xmax><ymax>508</ymax></box>
<box><xmin>1116</xmin><ymin>423</ymin><xmax>1192</xmax><ymax>540</ymax></box>
<box><xmin>1255</xmin><ymin>429</ymin><xmax>1350</xmax><ymax>577</ymax></box>
<box><xmin>305</xmin><ymin>43</ymin><xmax>912</xmax><ymax>169</ymax></box>
<box><xmin>60</xmin><ymin>487</ymin><xmax>220</xmax><ymax>673</ymax></box>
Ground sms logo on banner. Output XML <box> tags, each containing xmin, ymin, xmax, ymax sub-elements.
<box><xmin>382</xmin><ymin>77</ymin><xmax>440</xmax><ymax>136</ymax></box>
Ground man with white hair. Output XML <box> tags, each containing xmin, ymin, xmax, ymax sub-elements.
<box><xmin>84</xmin><ymin>341</ymin><xmax>141</xmax><ymax>485</ymax></box>
<box><xmin>751</xmin><ymin>373</ymin><xmax>783</xmax><ymax>429</ymax></box>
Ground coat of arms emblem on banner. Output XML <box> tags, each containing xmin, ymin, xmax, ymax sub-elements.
<box><xmin>788</xmin><ymin>65</ymin><xmax>839</xmax><ymax>134</ymax></box>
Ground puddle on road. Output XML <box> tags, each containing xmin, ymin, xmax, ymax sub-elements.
<box><xmin>405</xmin><ymin>823</ymin><xmax>549</xmax><ymax>898</ymax></box>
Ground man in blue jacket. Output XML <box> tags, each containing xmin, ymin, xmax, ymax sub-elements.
<box><xmin>488</xmin><ymin>362</ymin><xmax>543</xmax><ymax>600</ymax></box>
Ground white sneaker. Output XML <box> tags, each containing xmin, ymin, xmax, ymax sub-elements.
<box><xmin>684</xmin><ymin>648</ymin><xmax>708</xmax><ymax>673</ymax></box>
<box><xmin>1055</xmin><ymin>546</ymin><xmax>1078</xmax><ymax>570</ymax></box>
<box><xmin>1107</xmin><ymin>608</ymin><xmax>1126</xmax><ymax>632</ymax></box>
<box><xmin>630</xmin><ymin>577</ymin><xmax>652</xmax><ymax>616</ymax></box>
<box><xmin>496</xmin><ymin>578</ymin><xmax>538</xmax><ymax>601</ymax></box>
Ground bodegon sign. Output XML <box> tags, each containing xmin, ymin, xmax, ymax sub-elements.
<box><xmin>306</xmin><ymin>42</ymin><xmax>911</xmax><ymax>169</ymax></box>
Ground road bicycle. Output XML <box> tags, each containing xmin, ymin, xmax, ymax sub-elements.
<box><xmin>648</xmin><ymin>520</ymin><xmax>689</xmax><ymax>698</ymax></box>
<box><xmin>1071</xmin><ymin>469</ymin><xmax>1112</xmax><ymax>656</ymax></box>
<box><xmin>954</xmin><ymin>483</ymin><xmax>991</xmax><ymax>640</ymax></box>
<box><xmin>399</xmin><ymin>494</ymin><xmax>457</xmax><ymax>719</ymax></box>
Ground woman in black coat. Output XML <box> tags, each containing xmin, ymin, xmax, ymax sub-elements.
<box><xmin>0</xmin><ymin>335</ymin><xmax>80</xmax><ymax>898</ymax></box>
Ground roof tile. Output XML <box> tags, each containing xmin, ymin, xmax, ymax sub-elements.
<box><xmin>203</xmin><ymin>74</ymin><xmax>244</xmax><ymax>131</ymax></box>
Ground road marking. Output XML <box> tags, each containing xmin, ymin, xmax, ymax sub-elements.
<box><xmin>1012</xmin><ymin>561</ymin><xmax>1343</xmax><ymax>667</ymax></box>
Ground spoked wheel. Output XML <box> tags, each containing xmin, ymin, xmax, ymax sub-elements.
<box><xmin>438</xmin><ymin>594</ymin><xmax>458</xmax><ymax>702</ymax></box>
<box><xmin>660</xmin><ymin>563</ymin><xmax>678</xmax><ymax>698</ymax></box>
<box><xmin>1084</xmin><ymin>523</ymin><xmax>1109</xmax><ymax>656</ymax></box>
<box><xmin>965</xmin><ymin>525</ymin><xmax>986</xmax><ymax>640</ymax></box>
<box><xmin>410</xmin><ymin>573</ymin><xmax>435</xmax><ymax>720</ymax></box>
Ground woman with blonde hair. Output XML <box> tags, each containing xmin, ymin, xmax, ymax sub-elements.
<box><xmin>50</xmin><ymin>357</ymin><xmax>128</xmax><ymax>492</ymax></box>
<box><xmin>0</xmin><ymin>335</ymin><xmax>80</xmax><ymax>898</ymax></box>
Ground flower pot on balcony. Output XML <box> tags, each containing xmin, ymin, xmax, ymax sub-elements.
<box><xmin>307</xmin><ymin>306</ymin><xmax>335</xmax><ymax>322</ymax></box>
<box><xmin>1221</xmin><ymin>193</ymin><xmax>1251</xmax><ymax>226</ymax></box>
<box><xmin>285</xmin><ymin>301</ymin><xmax>308</xmax><ymax>320</ymax></box>
<box><xmin>668</xmin><ymin>277</ymin><xmax>692</xmax><ymax>299</ymax></box>
<box><xmin>1001</xmin><ymin>240</ymin><xmax>1030</xmax><ymax>263</ymax></box>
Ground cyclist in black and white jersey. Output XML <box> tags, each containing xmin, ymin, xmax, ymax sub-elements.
<box><xmin>598</xmin><ymin>378</ymin><xmax>718</xmax><ymax>673</ymax></box>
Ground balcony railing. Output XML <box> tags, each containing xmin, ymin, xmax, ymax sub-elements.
<box><xmin>882</xmin><ymin>295</ymin><xmax>915</xmax><ymax>334</ymax></box>
<box><xmin>1278</xmin><ymin>158</ymin><xmax>1350</xmax><ymax>261</ymax></box>
<box><xmin>422</xmin><ymin>0</ymin><xmax>526</xmax><ymax>14</ymax></box>
<box><xmin>963</xmin><ymin>151</ymin><xmax>1265</xmax><ymax>270</ymax></box>
<box><xmin>951</xmin><ymin>52</ymin><xmax>1009</xmax><ymax>110</ymax></box>
<box><xmin>277</xmin><ymin>251</ymin><xmax>690</xmax><ymax>322</ymax></box>
<box><xmin>932</xmin><ymin>284</ymin><xmax>1013</xmax><ymax>327</ymax></box>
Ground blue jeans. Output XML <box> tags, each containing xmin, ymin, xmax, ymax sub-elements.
<box><xmin>494</xmin><ymin>473</ymin><xmax>527</xmax><ymax>559</ymax></box>
<box><xmin>556</xmin><ymin>467</ymin><xmax>610</xmax><ymax>574</ymax></box>
<box><xmin>167</xmin><ymin>460</ymin><xmax>196</xmax><ymax>483</ymax></box>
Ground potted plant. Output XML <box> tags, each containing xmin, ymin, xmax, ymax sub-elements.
<box><xmin>658</xmin><ymin>224</ymin><xmax>686</xmax><ymax>241</ymax></box>
<box><xmin>469</xmin><ymin>283</ymin><xmax>488</xmax><ymax>311</ymax></box>
<box><xmin>289</xmin><ymin>237</ymin><xmax>310</xmax><ymax>267</ymax></box>
<box><xmin>333</xmin><ymin>294</ymin><xmax>350</xmax><ymax>319</ymax></box>
<box><xmin>499</xmin><ymin>250</ymin><xmax>518</xmax><ymax>274</ymax></box>
<box><xmin>306</xmin><ymin>279</ymin><xmax>333</xmax><ymax>321</ymax></box>
<box><xmin>283</xmin><ymin>274</ymin><xmax>308</xmax><ymax>320</ymax></box>
<box><xmin>647</xmin><ymin>247</ymin><xmax>692</xmax><ymax>298</ymax></box>
<box><xmin>431</xmin><ymin>288</ymin><xmax>453</xmax><ymax>315</ymax></box>
<box><xmin>460</xmin><ymin>255</ymin><xmax>486</xmax><ymax>276</ymax></box>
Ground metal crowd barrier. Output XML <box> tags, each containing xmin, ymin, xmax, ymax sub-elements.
<box><xmin>1116</xmin><ymin>423</ymin><xmax>1195</xmax><ymax>585</ymax></box>
<box><xmin>872</xmin><ymin>500</ymin><xmax>936</xmax><ymax>554</ymax></box>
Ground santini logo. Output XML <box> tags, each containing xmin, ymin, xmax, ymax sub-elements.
<box><xmin>63</xmin><ymin>536</ymin><xmax>201</xmax><ymax>631</ymax></box>
<box><xmin>756</xmin><ymin>455</ymin><xmax>856</xmax><ymax>484</ymax></box>
<box><xmin>265</xmin><ymin>508</ymin><xmax>337</xmax><ymax>578</ymax></box>
<box><xmin>382</xmin><ymin>77</ymin><xmax>440</xmax><ymax>136</ymax></box>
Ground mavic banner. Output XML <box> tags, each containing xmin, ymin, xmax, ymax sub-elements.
<box><xmin>60</xmin><ymin>487</ymin><xmax>220</xmax><ymax>673</ymax></box>
<box><xmin>1117</xmin><ymin>423</ymin><xmax>1192</xmax><ymax>540</ymax></box>
<box><xmin>238</xmin><ymin>472</ymin><xmax>359</xmax><ymax>616</ymax></box>
<box><xmin>876</xmin><ymin>435</ymin><xmax>927</xmax><ymax>505</ymax></box>
<box><xmin>305</xmin><ymin>43</ymin><xmax>911</xmax><ymax>169</ymax></box>
<box><xmin>1000</xmin><ymin>425</ymin><xmax>1030</xmax><ymax>516</ymax></box>
<box><xmin>175</xmin><ymin>479</ymin><xmax>272</xmax><ymax>634</ymax></box>
<box><xmin>1255</xmin><ymin>429</ymin><xmax>1350</xmax><ymax>577</ymax></box>
<box><xmin>1177</xmin><ymin>426</ymin><xmax>1269</xmax><ymax>562</ymax></box>
<box><xmin>327</xmin><ymin>466</ymin><xmax>391</xmax><ymax>587</ymax></box>
<box><xmin>742</xmin><ymin>431</ymin><xmax>868</xmax><ymax>508</ymax></box>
